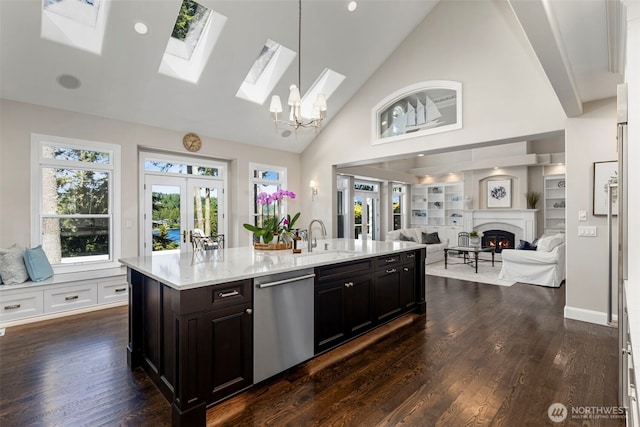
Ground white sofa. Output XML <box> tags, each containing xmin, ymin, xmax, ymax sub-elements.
<box><xmin>386</xmin><ymin>227</ymin><xmax>449</xmax><ymax>265</ymax></box>
<box><xmin>498</xmin><ymin>234</ymin><xmax>566</xmax><ymax>287</ymax></box>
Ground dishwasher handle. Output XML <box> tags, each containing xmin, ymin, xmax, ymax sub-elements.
<box><xmin>256</xmin><ymin>273</ymin><xmax>316</xmax><ymax>289</ymax></box>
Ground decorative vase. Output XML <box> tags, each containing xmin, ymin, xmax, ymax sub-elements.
<box><xmin>469</xmin><ymin>237</ymin><xmax>481</xmax><ymax>247</ymax></box>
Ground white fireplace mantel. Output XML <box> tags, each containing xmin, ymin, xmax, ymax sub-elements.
<box><xmin>463</xmin><ymin>209</ymin><xmax>538</xmax><ymax>242</ymax></box>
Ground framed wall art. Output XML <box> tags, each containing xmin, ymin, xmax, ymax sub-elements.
<box><xmin>371</xmin><ymin>80</ymin><xmax>462</xmax><ymax>145</ymax></box>
<box><xmin>593</xmin><ymin>160</ymin><xmax>618</xmax><ymax>216</ymax></box>
<box><xmin>487</xmin><ymin>179</ymin><xmax>511</xmax><ymax>208</ymax></box>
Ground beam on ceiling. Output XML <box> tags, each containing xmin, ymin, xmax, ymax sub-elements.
<box><xmin>508</xmin><ymin>0</ymin><xmax>583</xmax><ymax>117</ymax></box>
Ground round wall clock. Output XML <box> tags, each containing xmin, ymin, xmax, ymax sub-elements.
<box><xmin>183</xmin><ymin>133</ymin><xmax>202</xmax><ymax>152</ymax></box>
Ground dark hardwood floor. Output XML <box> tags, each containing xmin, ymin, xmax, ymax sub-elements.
<box><xmin>0</xmin><ymin>275</ymin><xmax>623</xmax><ymax>427</ymax></box>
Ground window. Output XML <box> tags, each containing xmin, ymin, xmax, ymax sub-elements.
<box><xmin>158</xmin><ymin>0</ymin><xmax>227</xmax><ymax>84</ymax></box>
<box><xmin>250</xmin><ymin>164</ymin><xmax>286</xmax><ymax>233</ymax></box>
<box><xmin>392</xmin><ymin>184</ymin><xmax>406</xmax><ymax>230</ymax></box>
<box><xmin>31</xmin><ymin>134</ymin><xmax>121</xmax><ymax>273</ymax></box>
<box><xmin>236</xmin><ymin>39</ymin><xmax>296</xmax><ymax>105</ymax></box>
<box><xmin>41</xmin><ymin>0</ymin><xmax>110</xmax><ymax>55</ymax></box>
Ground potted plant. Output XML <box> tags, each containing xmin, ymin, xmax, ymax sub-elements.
<box><xmin>525</xmin><ymin>191</ymin><xmax>540</xmax><ymax>209</ymax></box>
<box><xmin>243</xmin><ymin>189</ymin><xmax>300</xmax><ymax>249</ymax></box>
<box><xmin>469</xmin><ymin>230</ymin><xmax>482</xmax><ymax>246</ymax></box>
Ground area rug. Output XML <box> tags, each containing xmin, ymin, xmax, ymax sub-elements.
<box><xmin>426</xmin><ymin>259</ymin><xmax>515</xmax><ymax>287</ymax></box>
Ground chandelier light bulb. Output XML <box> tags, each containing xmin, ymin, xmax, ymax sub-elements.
<box><xmin>270</xmin><ymin>95</ymin><xmax>283</xmax><ymax>113</ymax></box>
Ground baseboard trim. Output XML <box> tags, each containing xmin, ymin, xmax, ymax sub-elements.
<box><xmin>564</xmin><ymin>305</ymin><xmax>618</xmax><ymax>326</ymax></box>
<box><xmin>0</xmin><ymin>301</ymin><xmax>128</xmax><ymax>328</ymax></box>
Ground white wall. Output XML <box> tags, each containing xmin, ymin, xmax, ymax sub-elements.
<box><xmin>301</xmin><ymin>0</ymin><xmax>566</xmax><ymax>234</ymax></box>
<box><xmin>564</xmin><ymin>98</ymin><xmax>618</xmax><ymax>324</ymax></box>
<box><xmin>300</xmin><ymin>0</ymin><xmax>619</xmax><ymax>326</ymax></box>
<box><xmin>0</xmin><ymin>100</ymin><xmax>302</xmax><ymax>256</ymax></box>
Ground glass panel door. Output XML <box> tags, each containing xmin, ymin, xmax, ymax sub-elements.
<box><xmin>145</xmin><ymin>175</ymin><xmax>186</xmax><ymax>255</ymax></box>
<box><xmin>189</xmin><ymin>178</ymin><xmax>223</xmax><ymax>242</ymax></box>
<box><xmin>354</xmin><ymin>192</ymin><xmax>378</xmax><ymax>241</ymax></box>
<box><xmin>144</xmin><ymin>176</ymin><xmax>224</xmax><ymax>256</ymax></box>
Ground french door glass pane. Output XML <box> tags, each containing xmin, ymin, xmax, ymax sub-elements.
<box><xmin>151</xmin><ymin>184</ymin><xmax>181</xmax><ymax>252</ymax></box>
<box><xmin>192</xmin><ymin>185</ymin><xmax>219</xmax><ymax>236</ymax></box>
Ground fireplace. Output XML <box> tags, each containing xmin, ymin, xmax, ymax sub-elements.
<box><xmin>481</xmin><ymin>230</ymin><xmax>515</xmax><ymax>253</ymax></box>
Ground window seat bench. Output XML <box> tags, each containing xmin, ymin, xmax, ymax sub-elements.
<box><xmin>0</xmin><ymin>267</ymin><xmax>127</xmax><ymax>327</ymax></box>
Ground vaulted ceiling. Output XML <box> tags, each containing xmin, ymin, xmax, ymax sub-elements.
<box><xmin>0</xmin><ymin>0</ymin><xmax>624</xmax><ymax>154</ymax></box>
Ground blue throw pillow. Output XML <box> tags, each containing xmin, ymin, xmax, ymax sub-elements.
<box><xmin>23</xmin><ymin>245</ymin><xmax>54</xmax><ymax>282</ymax></box>
<box><xmin>517</xmin><ymin>239</ymin><xmax>537</xmax><ymax>251</ymax></box>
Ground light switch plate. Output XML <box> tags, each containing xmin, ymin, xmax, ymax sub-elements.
<box><xmin>578</xmin><ymin>210</ymin><xmax>587</xmax><ymax>221</ymax></box>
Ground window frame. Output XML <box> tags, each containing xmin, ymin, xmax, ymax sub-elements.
<box><xmin>249</xmin><ymin>163</ymin><xmax>287</xmax><ymax>243</ymax></box>
<box><xmin>30</xmin><ymin>133</ymin><xmax>121</xmax><ymax>273</ymax></box>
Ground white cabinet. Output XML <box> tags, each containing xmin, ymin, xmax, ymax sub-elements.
<box><xmin>411</xmin><ymin>182</ymin><xmax>464</xmax><ymax>227</ymax></box>
<box><xmin>544</xmin><ymin>174</ymin><xmax>566</xmax><ymax>233</ymax></box>
<box><xmin>0</xmin><ymin>268</ymin><xmax>127</xmax><ymax>326</ymax></box>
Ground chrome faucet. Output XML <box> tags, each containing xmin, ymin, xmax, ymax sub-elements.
<box><xmin>307</xmin><ymin>219</ymin><xmax>327</xmax><ymax>252</ymax></box>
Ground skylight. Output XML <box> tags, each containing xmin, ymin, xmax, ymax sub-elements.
<box><xmin>165</xmin><ymin>0</ymin><xmax>212</xmax><ymax>61</ymax></box>
<box><xmin>44</xmin><ymin>0</ymin><xmax>100</xmax><ymax>28</ymax></box>
<box><xmin>236</xmin><ymin>39</ymin><xmax>296</xmax><ymax>105</ymax></box>
<box><xmin>41</xmin><ymin>0</ymin><xmax>109</xmax><ymax>54</ymax></box>
<box><xmin>158</xmin><ymin>0</ymin><xmax>227</xmax><ymax>84</ymax></box>
<box><xmin>300</xmin><ymin>68</ymin><xmax>346</xmax><ymax>119</ymax></box>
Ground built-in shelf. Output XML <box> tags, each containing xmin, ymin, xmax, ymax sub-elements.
<box><xmin>544</xmin><ymin>174</ymin><xmax>566</xmax><ymax>233</ymax></box>
<box><xmin>411</xmin><ymin>182</ymin><xmax>464</xmax><ymax>227</ymax></box>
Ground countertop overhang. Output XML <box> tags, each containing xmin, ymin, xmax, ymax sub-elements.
<box><xmin>119</xmin><ymin>238</ymin><xmax>425</xmax><ymax>290</ymax></box>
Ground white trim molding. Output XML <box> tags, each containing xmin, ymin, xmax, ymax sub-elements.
<box><xmin>564</xmin><ymin>305</ymin><xmax>618</xmax><ymax>326</ymax></box>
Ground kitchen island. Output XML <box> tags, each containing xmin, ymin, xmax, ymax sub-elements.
<box><xmin>120</xmin><ymin>238</ymin><xmax>426</xmax><ymax>427</ymax></box>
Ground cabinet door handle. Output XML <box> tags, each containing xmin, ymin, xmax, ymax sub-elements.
<box><xmin>115</xmin><ymin>287</ymin><xmax>127</xmax><ymax>293</ymax></box>
<box><xmin>406</xmin><ymin>253</ymin><xmax>415</xmax><ymax>258</ymax></box>
<box><xmin>344</xmin><ymin>282</ymin><xmax>353</xmax><ymax>288</ymax></box>
<box><xmin>385</xmin><ymin>258</ymin><xmax>397</xmax><ymax>263</ymax></box>
<box><xmin>219</xmin><ymin>290</ymin><xmax>239</xmax><ymax>298</ymax></box>
<box><xmin>403</xmin><ymin>267</ymin><xmax>409</xmax><ymax>272</ymax></box>
<box><xmin>4</xmin><ymin>304</ymin><xmax>20</xmax><ymax>310</ymax></box>
<box><xmin>65</xmin><ymin>295</ymin><xmax>79</xmax><ymax>301</ymax></box>
<box><xmin>386</xmin><ymin>268</ymin><xmax>397</xmax><ymax>274</ymax></box>
<box><xmin>245</xmin><ymin>308</ymin><xmax>253</xmax><ymax>315</ymax></box>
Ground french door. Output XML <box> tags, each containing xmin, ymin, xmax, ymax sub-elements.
<box><xmin>354</xmin><ymin>191</ymin><xmax>378</xmax><ymax>241</ymax></box>
<box><xmin>143</xmin><ymin>175</ymin><xmax>224</xmax><ymax>256</ymax></box>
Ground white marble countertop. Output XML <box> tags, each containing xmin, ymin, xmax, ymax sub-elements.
<box><xmin>119</xmin><ymin>238</ymin><xmax>425</xmax><ymax>290</ymax></box>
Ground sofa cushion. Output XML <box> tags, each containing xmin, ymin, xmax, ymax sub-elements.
<box><xmin>422</xmin><ymin>232</ymin><xmax>441</xmax><ymax>244</ymax></box>
<box><xmin>517</xmin><ymin>239</ymin><xmax>537</xmax><ymax>250</ymax></box>
<box><xmin>399</xmin><ymin>233</ymin><xmax>416</xmax><ymax>242</ymax></box>
<box><xmin>536</xmin><ymin>234</ymin><xmax>564</xmax><ymax>252</ymax></box>
<box><xmin>23</xmin><ymin>245</ymin><xmax>54</xmax><ymax>282</ymax></box>
<box><xmin>0</xmin><ymin>245</ymin><xmax>29</xmax><ymax>285</ymax></box>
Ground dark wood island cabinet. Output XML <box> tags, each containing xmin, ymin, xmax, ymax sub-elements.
<box><xmin>121</xmin><ymin>240</ymin><xmax>425</xmax><ymax>427</ymax></box>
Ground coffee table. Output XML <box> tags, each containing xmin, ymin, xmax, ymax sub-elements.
<box><xmin>443</xmin><ymin>246</ymin><xmax>495</xmax><ymax>273</ymax></box>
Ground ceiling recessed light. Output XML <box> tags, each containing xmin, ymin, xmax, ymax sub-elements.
<box><xmin>348</xmin><ymin>1</ymin><xmax>358</xmax><ymax>12</ymax></box>
<box><xmin>417</xmin><ymin>153</ymin><xmax>425</xmax><ymax>157</ymax></box>
<box><xmin>281</xmin><ymin>130</ymin><xmax>292</xmax><ymax>138</ymax></box>
<box><xmin>56</xmin><ymin>74</ymin><xmax>81</xmax><ymax>90</ymax></box>
<box><xmin>134</xmin><ymin>22</ymin><xmax>148</xmax><ymax>35</ymax></box>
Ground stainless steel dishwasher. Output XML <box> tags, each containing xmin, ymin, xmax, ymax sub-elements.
<box><xmin>253</xmin><ymin>268</ymin><xmax>315</xmax><ymax>383</ymax></box>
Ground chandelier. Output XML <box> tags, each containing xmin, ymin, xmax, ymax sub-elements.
<box><xmin>269</xmin><ymin>0</ymin><xmax>327</xmax><ymax>130</ymax></box>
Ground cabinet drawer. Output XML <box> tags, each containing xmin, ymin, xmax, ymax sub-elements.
<box><xmin>208</xmin><ymin>279</ymin><xmax>252</xmax><ymax>309</ymax></box>
<box><xmin>0</xmin><ymin>290</ymin><xmax>44</xmax><ymax>322</ymax></box>
<box><xmin>98</xmin><ymin>278</ymin><xmax>128</xmax><ymax>304</ymax></box>
<box><xmin>317</xmin><ymin>260</ymin><xmax>373</xmax><ymax>282</ymax></box>
<box><xmin>44</xmin><ymin>283</ymin><xmax>97</xmax><ymax>314</ymax></box>
<box><xmin>376</xmin><ymin>254</ymin><xmax>401</xmax><ymax>269</ymax></box>
<box><xmin>402</xmin><ymin>251</ymin><xmax>418</xmax><ymax>264</ymax></box>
